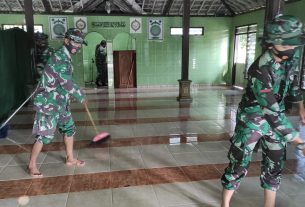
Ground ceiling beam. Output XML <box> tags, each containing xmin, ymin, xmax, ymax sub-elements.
<box><xmin>113</xmin><ymin>0</ymin><xmax>133</xmax><ymax>13</ymax></box>
<box><xmin>215</xmin><ymin>4</ymin><xmax>223</xmax><ymax>15</ymax></box>
<box><xmin>151</xmin><ymin>0</ymin><xmax>157</xmax><ymax>14</ymax></box>
<box><xmin>142</xmin><ymin>0</ymin><xmax>146</xmax><ymax>10</ymax></box>
<box><xmin>58</xmin><ymin>0</ymin><xmax>62</xmax><ymax>10</ymax></box>
<box><xmin>16</xmin><ymin>0</ymin><xmax>23</xmax><ymax>10</ymax></box>
<box><xmin>220</xmin><ymin>0</ymin><xmax>235</xmax><ymax>16</ymax></box>
<box><xmin>178</xmin><ymin>1</ymin><xmax>183</xmax><ymax>15</ymax></box>
<box><xmin>190</xmin><ymin>0</ymin><xmax>195</xmax><ymax>10</ymax></box>
<box><xmin>206</xmin><ymin>0</ymin><xmax>215</xmax><ymax>15</ymax></box>
<box><xmin>225</xmin><ymin>0</ymin><xmax>243</xmax><ymax>14</ymax></box>
<box><xmin>79</xmin><ymin>0</ymin><xmax>104</xmax><ymax>12</ymax></box>
<box><xmin>189</xmin><ymin>0</ymin><xmax>196</xmax><ymax>15</ymax></box>
<box><xmin>162</xmin><ymin>0</ymin><xmax>174</xmax><ymax>15</ymax></box>
<box><xmin>197</xmin><ymin>0</ymin><xmax>206</xmax><ymax>15</ymax></box>
<box><xmin>161</xmin><ymin>0</ymin><xmax>167</xmax><ymax>13</ymax></box>
<box><xmin>64</xmin><ymin>0</ymin><xmax>73</xmax><ymax>11</ymax></box>
<box><xmin>41</xmin><ymin>0</ymin><xmax>52</xmax><ymax>12</ymax></box>
<box><xmin>48</xmin><ymin>0</ymin><xmax>54</xmax><ymax>11</ymax></box>
<box><xmin>234</xmin><ymin>0</ymin><xmax>252</xmax><ymax>11</ymax></box>
<box><xmin>68</xmin><ymin>0</ymin><xmax>91</xmax><ymax>11</ymax></box>
<box><xmin>3</xmin><ymin>0</ymin><xmax>11</xmax><ymax>10</ymax></box>
<box><xmin>123</xmin><ymin>0</ymin><xmax>142</xmax><ymax>14</ymax></box>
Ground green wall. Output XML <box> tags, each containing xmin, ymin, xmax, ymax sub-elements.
<box><xmin>0</xmin><ymin>14</ymin><xmax>232</xmax><ymax>87</ymax></box>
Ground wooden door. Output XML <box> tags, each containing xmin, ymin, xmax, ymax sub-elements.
<box><xmin>113</xmin><ymin>50</ymin><xmax>136</xmax><ymax>88</ymax></box>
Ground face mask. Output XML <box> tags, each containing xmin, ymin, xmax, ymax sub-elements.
<box><xmin>272</xmin><ymin>47</ymin><xmax>296</xmax><ymax>61</ymax></box>
<box><xmin>65</xmin><ymin>42</ymin><xmax>81</xmax><ymax>55</ymax></box>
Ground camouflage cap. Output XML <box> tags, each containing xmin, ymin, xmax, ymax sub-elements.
<box><xmin>64</xmin><ymin>28</ymin><xmax>87</xmax><ymax>46</ymax></box>
<box><xmin>265</xmin><ymin>15</ymin><xmax>305</xmax><ymax>46</ymax></box>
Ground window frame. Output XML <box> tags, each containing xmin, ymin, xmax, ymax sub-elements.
<box><xmin>170</xmin><ymin>27</ymin><xmax>204</xmax><ymax>36</ymax></box>
<box><xmin>2</xmin><ymin>24</ymin><xmax>43</xmax><ymax>33</ymax></box>
<box><xmin>233</xmin><ymin>23</ymin><xmax>257</xmax><ymax>79</ymax></box>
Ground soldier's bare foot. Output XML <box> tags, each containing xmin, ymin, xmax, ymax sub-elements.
<box><xmin>28</xmin><ymin>167</ymin><xmax>43</xmax><ymax>178</ymax></box>
<box><xmin>66</xmin><ymin>158</ymin><xmax>85</xmax><ymax>167</ymax></box>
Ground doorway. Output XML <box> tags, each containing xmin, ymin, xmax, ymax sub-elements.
<box><xmin>112</xmin><ymin>33</ymin><xmax>136</xmax><ymax>88</ymax></box>
<box><xmin>83</xmin><ymin>32</ymin><xmax>105</xmax><ymax>86</ymax></box>
<box><xmin>232</xmin><ymin>24</ymin><xmax>257</xmax><ymax>88</ymax></box>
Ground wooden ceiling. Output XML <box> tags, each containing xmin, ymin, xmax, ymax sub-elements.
<box><xmin>0</xmin><ymin>0</ymin><xmax>300</xmax><ymax>17</ymax></box>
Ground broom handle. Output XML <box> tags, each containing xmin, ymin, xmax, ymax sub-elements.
<box><xmin>84</xmin><ymin>104</ymin><xmax>99</xmax><ymax>135</ymax></box>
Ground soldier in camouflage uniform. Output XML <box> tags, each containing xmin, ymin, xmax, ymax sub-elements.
<box><xmin>221</xmin><ymin>15</ymin><xmax>305</xmax><ymax>207</ymax></box>
<box><xmin>34</xmin><ymin>32</ymin><xmax>54</xmax><ymax>79</ymax></box>
<box><xmin>28</xmin><ymin>28</ymin><xmax>88</xmax><ymax>178</ymax></box>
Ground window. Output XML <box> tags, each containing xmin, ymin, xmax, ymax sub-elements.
<box><xmin>233</xmin><ymin>24</ymin><xmax>257</xmax><ymax>78</ymax></box>
<box><xmin>170</xmin><ymin>27</ymin><xmax>204</xmax><ymax>36</ymax></box>
<box><xmin>2</xmin><ymin>24</ymin><xmax>43</xmax><ymax>33</ymax></box>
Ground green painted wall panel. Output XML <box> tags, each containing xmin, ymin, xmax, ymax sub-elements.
<box><xmin>189</xmin><ymin>18</ymin><xmax>231</xmax><ymax>85</ymax></box>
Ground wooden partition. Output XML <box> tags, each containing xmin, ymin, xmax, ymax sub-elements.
<box><xmin>113</xmin><ymin>50</ymin><xmax>136</xmax><ymax>88</ymax></box>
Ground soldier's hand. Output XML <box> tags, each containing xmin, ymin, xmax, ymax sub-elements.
<box><xmin>291</xmin><ymin>137</ymin><xmax>305</xmax><ymax>156</ymax></box>
<box><xmin>298</xmin><ymin>101</ymin><xmax>305</xmax><ymax>124</ymax></box>
<box><xmin>291</xmin><ymin>136</ymin><xmax>303</xmax><ymax>146</ymax></box>
<box><xmin>295</xmin><ymin>142</ymin><xmax>305</xmax><ymax>156</ymax></box>
<box><xmin>82</xmin><ymin>99</ymin><xmax>88</xmax><ymax>107</ymax></box>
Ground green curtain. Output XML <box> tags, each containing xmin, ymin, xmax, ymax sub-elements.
<box><xmin>0</xmin><ymin>28</ymin><xmax>34</xmax><ymax>124</ymax></box>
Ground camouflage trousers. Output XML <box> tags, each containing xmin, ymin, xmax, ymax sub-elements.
<box><xmin>221</xmin><ymin>108</ymin><xmax>286</xmax><ymax>192</ymax></box>
<box><xmin>32</xmin><ymin>110</ymin><xmax>76</xmax><ymax>144</ymax></box>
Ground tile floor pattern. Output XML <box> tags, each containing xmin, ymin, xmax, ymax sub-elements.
<box><xmin>0</xmin><ymin>86</ymin><xmax>304</xmax><ymax>207</ymax></box>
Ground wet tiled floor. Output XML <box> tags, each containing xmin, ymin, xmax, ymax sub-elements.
<box><xmin>0</xmin><ymin>86</ymin><xmax>304</xmax><ymax>207</ymax></box>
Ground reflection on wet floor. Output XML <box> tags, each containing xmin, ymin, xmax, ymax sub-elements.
<box><xmin>0</xmin><ymin>86</ymin><xmax>303</xmax><ymax>207</ymax></box>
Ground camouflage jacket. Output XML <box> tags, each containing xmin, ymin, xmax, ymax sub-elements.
<box><xmin>239</xmin><ymin>48</ymin><xmax>303</xmax><ymax>142</ymax></box>
<box><xmin>33</xmin><ymin>46</ymin><xmax>85</xmax><ymax>115</ymax></box>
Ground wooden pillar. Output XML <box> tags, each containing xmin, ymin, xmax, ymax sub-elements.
<box><xmin>177</xmin><ymin>0</ymin><xmax>192</xmax><ymax>102</ymax></box>
<box><xmin>24</xmin><ymin>0</ymin><xmax>34</xmax><ymax>38</ymax></box>
<box><xmin>264</xmin><ymin>0</ymin><xmax>284</xmax><ymax>23</ymax></box>
<box><xmin>24</xmin><ymin>0</ymin><xmax>36</xmax><ymax>88</ymax></box>
<box><xmin>263</xmin><ymin>0</ymin><xmax>284</xmax><ymax>50</ymax></box>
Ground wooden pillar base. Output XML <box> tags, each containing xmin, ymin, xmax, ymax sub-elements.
<box><xmin>177</xmin><ymin>80</ymin><xmax>192</xmax><ymax>102</ymax></box>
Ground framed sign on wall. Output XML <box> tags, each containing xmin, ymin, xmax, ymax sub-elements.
<box><xmin>148</xmin><ymin>18</ymin><xmax>163</xmax><ymax>40</ymax></box>
<box><xmin>49</xmin><ymin>16</ymin><xmax>68</xmax><ymax>39</ymax></box>
<box><xmin>130</xmin><ymin>17</ymin><xmax>142</xmax><ymax>33</ymax></box>
<box><xmin>74</xmin><ymin>17</ymin><xmax>88</xmax><ymax>33</ymax></box>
